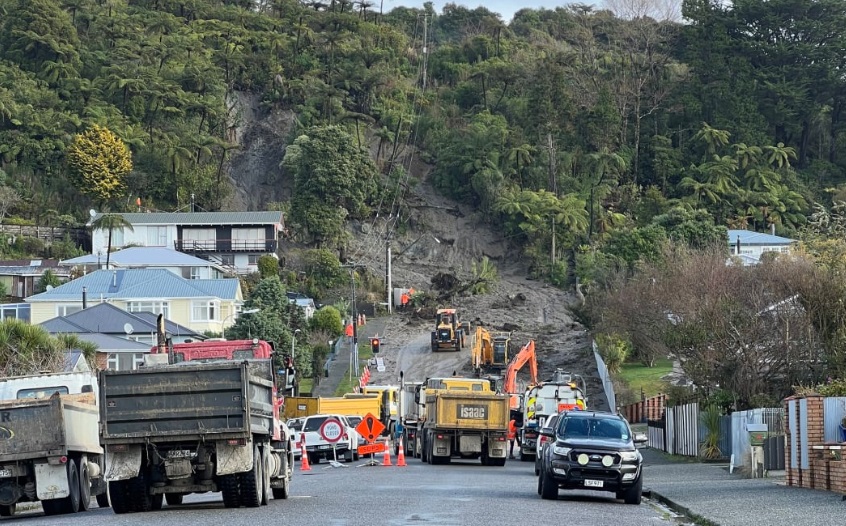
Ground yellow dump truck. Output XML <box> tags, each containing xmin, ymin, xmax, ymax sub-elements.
<box><xmin>418</xmin><ymin>378</ymin><xmax>510</xmax><ymax>466</ymax></box>
<box><xmin>283</xmin><ymin>394</ymin><xmax>380</xmax><ymax>420</ymax></box>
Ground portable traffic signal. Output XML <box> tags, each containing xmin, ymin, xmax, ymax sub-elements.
<box><xmin>371</xmin><ymin>338</ymin><xmax>381</xmax><ymax>354</ymax></box>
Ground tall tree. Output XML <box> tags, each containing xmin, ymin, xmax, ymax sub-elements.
<box><xmin>66</xmin><ymin>124</ymin><xmax>133</xmax><ymax>204</ymax></box>
<box><xmin>90</xmin><ymin>213</ymin><xmax>134</xmax><ymax>269</ymax></box>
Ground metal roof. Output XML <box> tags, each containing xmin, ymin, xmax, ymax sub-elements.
<box><xmin>26</xmin><ymin>269</ymin><xmax>240</xmax><ymax>302</ymax></box>
<box><xmin>727</xmin><ymin>229</ymin><xmax>795</xmax><ymax>246</ymax></box>
<box><xmin>67</xmin><ymin>333</ymin><xmax>152</xmax><ymax>353</ymax></box>
<box><xmin>88</xmin><ymin>211</ymin><xmax>283</xmax><ymax>226</ymax></box>
<box><xmin>61</xmin><ymin>247</ymin><xmax>222</xmax><ymax>268</ymax></box>
<box><xmin>40</xmin><ymin>302</ymin><xmax>203</xmax><ymax>338</ymax></box>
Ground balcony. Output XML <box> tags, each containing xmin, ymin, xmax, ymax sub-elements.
<box><xmin>174</xmin><ymin>239</ymin><xmax>278</xmax><ymax>253</ymax></box>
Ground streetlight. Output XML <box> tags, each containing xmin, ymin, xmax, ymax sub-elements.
<box><xmin>222</xmin><ymin>308</ymin><xmax>259</xmax><ymax>340</ymax></box>
<box><xmin>290</xmin><ymin>329</ymin><xmax>301</xmax><ymax>395</ymax></box>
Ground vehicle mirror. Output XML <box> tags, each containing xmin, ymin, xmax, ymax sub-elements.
<box><xmin>539</xmin><ymin>428</ymin><xmax>555</xmax><ymax>438</ymax></box>
<box><xmin>634</xmin><ymin>432</ymin><xmax>648</xmax><ymax>447</ymax></box>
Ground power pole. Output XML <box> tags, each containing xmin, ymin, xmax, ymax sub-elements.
<box><xmin>422</xmin><ymin>14</ymin><xmax>428</xmax><ymax>91</ymax></box>
<box><xmin>386</xmin><ymin>236</ymin><xmax>392</xmax><ymax>314</ymax></box>
<box><xmin>342</xmin><ymin>263</ymin><xmax>364</xmax><ymax>377</ymax></box>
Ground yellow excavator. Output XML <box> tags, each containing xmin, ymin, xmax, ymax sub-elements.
<box><xmin>471</xmin><ymin>326</ymin><xmax>512</xmax><ymax>376</ymax></box>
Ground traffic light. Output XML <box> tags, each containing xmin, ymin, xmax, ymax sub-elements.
<box><xmin>371</xmin><ymin>338</ymin><xmax>381</xmax><ymax>354</ymax></box>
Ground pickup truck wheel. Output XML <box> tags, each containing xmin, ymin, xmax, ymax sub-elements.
<box><xmin>540</xmin><ymin>468</ymin><xmax>558</xmax><ymax>500</ymax></box>
<box><xmin>107</xmin><ymin>481</ymin><xmax>130</xmax><ymax>514</ymax></box>
<box><xmin>79</xmin><ymin>460</ymin><xmax>91</xmax><ymax>511</ymax></box>
<box><xmin>623</xmin><ymin>476</ymin><xmax>643</xmax><ymax>505</ymax></box>
<box><xmin>219</xmin><ymin>474</ymin><xmax>240</xmax><ymax>508</ymax></box>
<box><xmin>0</xmin><ymin>503</ymin><xmax>15</xmax><ymax>516</ymax></box>
<box><xmin>260</xmin><ymin>447</ymin><xmax>271</xmax><ymax>505</ymax></box>
<box><xmin>239</xmin><ymin>444</ymin><xmax>262</xmax><ymax>508</ymax></box>
<box><xmin>165</xmin><ymin>493</ymin><xmax>183</xmax><ymax>505</ymax></box>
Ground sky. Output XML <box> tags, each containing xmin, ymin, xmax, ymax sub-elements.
<box><xmin>381</xmin><ymin>0</ymin><xmax>577</xmax><ymax>23</ymax></box>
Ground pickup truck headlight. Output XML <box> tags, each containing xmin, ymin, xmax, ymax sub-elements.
<box><xmin>552</xmin><ymin>445</ymin><xmax>572</xmax><ymax>457</ymax></box>
<box><xmin>620</xmin><ymin>451</ymin><xmax>640</xmax><ymax>462</ymax></box>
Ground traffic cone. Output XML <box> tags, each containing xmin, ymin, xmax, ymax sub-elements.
<box><xmin>300</xmin><ymin>442</ymin><xmax>311</xmax><ymax>472</ymax></box>
<box><xmin>382</xmin><ymin>439</ymin><xmax>393</xmax><ymax>466</ymax></box>
<box><xmin>396</xmin><ymin>437</ymin><xmax>407</xmax><ymax>467</ymax></box>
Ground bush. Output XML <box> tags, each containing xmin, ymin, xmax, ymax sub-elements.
<box><xmin>595</xmin><ymin>333</ymin><xmax>630</xmax><ymax>374</ymax></box>
<box><xmin>309</xmin><ymin>306</ymin><xmax>343</xmax><ymax>337</ymax></box>
<box><xmin>303</xmin><ymin>249</ymin><xmax>346</xmax><ymax>288</ymax></box>
<box><xmin>49</xmin><ymin>235</ymin><xmax>84</xmax><ymax>260</ymax></box>
<box><xmin>15</xmin><ymin>236</ymin><xmax>44</xmax><ymax>256</ymax></box>
<box><xmin>699</xmin><ymin>404</ymin><xmax>723</xmax><ymax>459</ymax></box>
<box><xmin>257</xmin><ymin>254</ymin><xmax>279</xmax><ymax>279</ymax></box>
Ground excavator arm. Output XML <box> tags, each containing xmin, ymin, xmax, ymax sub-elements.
<box><xmin>503</xmin><ymin>340</ymin><xmax>538</xmax><ymax>409</ymax></box>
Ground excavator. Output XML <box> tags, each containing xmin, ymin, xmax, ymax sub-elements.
<box><xmin>502</xmin><ymin>340</ymin><xmax>539</xmax><ymax>410</ymax></box>
<box><xmin>471</xmin><ymin>326</ymin><xmax>512</xmax><ymax>376</ymax></box>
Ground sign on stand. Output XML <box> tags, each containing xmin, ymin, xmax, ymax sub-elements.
<box><xmin>356</xmin><ymin>412</ymin><xmax>386</xmax><ymax>466</ymax></box>
<box><xmin>319</xmin><ymin>417</ymin><xmax>346</xmax><ymax>467</ymax></box>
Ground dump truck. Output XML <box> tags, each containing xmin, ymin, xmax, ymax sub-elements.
<box><xmin>417</xmin><ymin>377</ymin><xmax>510</xmax><ymax>466</ymax></box>
<box><xmin>431</xmin><ymin>308</ymin><xmax>471</xmax><ymax>352</ymax></box>
<box><xmin>282</xmin><ymin>394</ymin><xmax>380</xmax><ymax>421</ymax></box>
<box><xmin>0</xmin><ymin>371</ymin><xmax>108</xmax><ymax>517</ymax></box>
<box><xmin>520</xmin><ymin>369</ymin><xmax>587</xmax><ymax>461</ymax></box>
<box><xmin>100</xmin><ymin>360</ymin><xmax>294</xmax><ymax>513</ymax></box>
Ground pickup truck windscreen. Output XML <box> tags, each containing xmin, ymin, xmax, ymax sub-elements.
<box><xmin>303</xmin><ymin>416</ymin><xmax>330</xmax><ymax>432</ymax></box>
<box><xmin>16</xmin><ymin>386</ymin><xmax>69</xmax><ymax>399</ymax></box>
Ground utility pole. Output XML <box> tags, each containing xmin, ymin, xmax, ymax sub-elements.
<box><xmin>342</xmin><ymin>263</ymin><xmax>364</xmax><ymax>377</ymax></box>
<box><xmin>386</xmin><ymin>236</ymin><xmax>392</xmax><ymax>315</ymax></box>
<box><xmin>422</xmin><ymin>14</ymin><xmax>428</xmax><ymax>91</ymax></box>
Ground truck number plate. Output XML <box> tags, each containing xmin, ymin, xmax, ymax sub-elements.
<box><xmin>0</xmin><ymin>469</ymin><xmax>11</xmax><ymax>477</ymax></box>
<box><xmin>584</xmin><ymin>479</ymin><xmax>603</xmax><ymax>488</ymax></box>
<box><xmin>167</xmin><ymin>450</ymin><xmax>193</xmax><ymax>458</ymax></box>
<box><xmin>457</xmin><ymin>405</ymin><xmax>488</xmax><ymax>419</ymax></box>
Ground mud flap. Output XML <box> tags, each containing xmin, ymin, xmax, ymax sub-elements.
<box><xmin>216</xmin><ymin>440</ymin><xmax>254</xmax><ymax>475</ymax></box>
<box><xmin>34</xmin><ymin>463</ymin><xmax>70</xmax><ymax>500</ymax></box>
<box><xmin>104</xmin><ymin>446</ymin><xmax>142</xmax><ymax>481</ymax></box>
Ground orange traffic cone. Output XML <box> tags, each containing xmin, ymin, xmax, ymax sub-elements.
<box><xmin>396</xmin><ymin>437</ymin><xmax>407</xmax><ymax>467</ymax></box>
<box><xmin>300</xmin><ymin>442</ymin><xmax>311</xmax><ymax>472</ymax></box>
<box><xmin>382</xmin><ymin>439</ymin><xmax>393</xmax><ymax>466</ymax></box>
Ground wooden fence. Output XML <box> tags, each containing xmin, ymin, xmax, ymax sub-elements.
<box><xmin>0</xmin><ymin>224</ymin><xmax>89</xmax><ymax>249</ymax></box>
<box><xmin>623</xmin><ymin>393</ymin><xmax>667</xmax><ymax>424</ymax></box>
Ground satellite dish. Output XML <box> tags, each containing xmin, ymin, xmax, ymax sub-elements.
<box><xmin>45</xmin><ymin>285</ymin><xmax>53</xmax><ymax>291</ymax></box>
<box><xmin>89</xmin><ymin>209</ymin><xmax>97</xmax><ymax>218</ymax></box>
<box><xmin>124</xmin><ymin>323</ymin><xmax>134</xmax><ymax>335</ymax></box>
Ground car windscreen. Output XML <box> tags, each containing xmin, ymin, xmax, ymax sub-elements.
<box><xmin>557</xmin><ymin>416</ymin><xmax>630</xmax><ymax>441</ymax></box>
<box><xmin>303</xmin><ymin>416</ymin><xmax>329</xmax><ymax>432</ymax></box>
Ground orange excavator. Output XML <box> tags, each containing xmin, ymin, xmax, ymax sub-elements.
<box><xmin>502</xmin><ymin>340</ymin><xmax>538</xmax><ymax>410</ymax></box>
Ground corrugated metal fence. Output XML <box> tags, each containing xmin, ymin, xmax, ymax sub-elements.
<box><xmin>822</xmin><ymin>396</ymin><xmax>846</xmax><ymax>443</ymax></box>
<box><xmin>648</xmin><ymin>402</ymin><xmax>700</xmax><ymax>456</ymax></box>
<box><xmin>592</xmin><ymin>340</ymin><xmax>616</xmax><ymax>412</ymax></box>
<box><xmin>730</xmin><ymin>407</ymin><xmax>784</xmax><ymax>468</ymax></box>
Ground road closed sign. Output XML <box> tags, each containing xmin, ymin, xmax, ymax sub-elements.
<box><xmin>319</xmin><ymin>418</ymin><xmax>345</xmax><ymax>443</ymax></box>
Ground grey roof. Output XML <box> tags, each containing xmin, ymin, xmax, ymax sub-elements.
<box><xmin>61</xmin><ymin>247</ymin><xmax>222</xmax><ymax>268</ymax></box>
<box><xmin>39</xmin><ymin>302</ymin><xmax>203</xmax><ymax>339</ymax></box>
<box><xmin>26</xmin><ymin>269</ymin><xmax>240</xmax><ymax>302</ymax></box>
<box><xmin>68</xmin><ymin>333</ymin><xmax>152</xmax><ymax>353</ymax></box>
<box><xmin>88</xmin><ymin>211</ymin><xmax>283</xmax><ymax>227</ymax></box>
<box><xmin>727</xmin><ymin>229</ymin><xmax>795</xmax><ymax>246</ymax></box>
<box><xmin>63</xmin><ymin>350</ymin><xmax>90</xmax><ymax>372</ymax></box>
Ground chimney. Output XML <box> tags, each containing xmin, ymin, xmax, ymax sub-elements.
<box><xmin>771</xmin><ymin>223</ymin><xmax>776</xmax><ymax>236</ymax></box>
<box><xmin>82</xmin><ymin>286</ymin><xmax>87</xmax><ymax>309</ymax></box>
<box><xmin>112</xmin><ymin>271</ymin><xmax>117</xmax><ymax>287</ymax></box>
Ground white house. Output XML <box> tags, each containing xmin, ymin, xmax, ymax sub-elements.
<box><xmin>727</xmin><ymin>229</ymin><xmax>795</xmax><ymax>266</ymax></box>
<box><xmin>60</xmin><ymin>247</ymin><xmax>226</xmax><ymax>279</ymax></box>
<box><xmin>88</xmin><ymin>211</ymin><xmax>284</xmax><ymax>274</ymax></box>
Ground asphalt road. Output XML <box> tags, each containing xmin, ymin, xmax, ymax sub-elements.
<box><xmin>5</xmin><ymin>458</ymin><xmax>674</xmax><ymax>526</ymax></box>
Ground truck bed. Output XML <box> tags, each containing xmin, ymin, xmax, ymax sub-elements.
<box><xmin>426</xmin><ymin>392</ymin><xmax>509</xmax><ymax>431</ymax></box>
<box><xmin>100</xmin><ymin>361</ymin><xmax>275</xmax><ymax>443</ymax></box>
<box><xmin>0</xmin><ymin>394</ymin><xmax>101</xmax><ymax>461</ymax></box>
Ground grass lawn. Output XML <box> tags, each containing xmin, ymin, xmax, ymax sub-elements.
<box><xmin>619</xmin><ymin>357</ymin><xmax>674</xmax><ymax>398</ymax></box>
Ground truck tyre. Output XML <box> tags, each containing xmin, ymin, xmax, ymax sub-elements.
<box><xmin>272</xmin><ymin>472</ymin><xmax>290</xmax><ymax>500</ymax></box>
<box><xmin>0</xmin><ymin>504</ymin><xmax>15</xmax><ymax>516</ymax></box>
<box><xmin>540</xmin><ymin>468</ymin><xmax>558</xmax><ymax>500</ymax></box>
<box><xmin>49</xmin><ymin>459</ymin><xmax>81</xmax><ymax>514</ymax></box>
<box><xmin>239</xmin><ymin>444</ymin><xmax>262</xmax><ymax>508</ymax></box>
<box><xmin>150</xmin><ymin>494</ymin><xmax>163</xmax><ymax>511</ymax></box>
<box><xmin>96</xmin><ymin>482</ymin><xmax>111</xmax><ymax>509</ymax></box>
<box><xmin>219</xmin><ymin>474</ymin><xmax>240</xmax><ymax>508</ymax></box>
<box><xmin>128</xmin><ymin>474</ymin><xmax>153</xmax><ymax>512</ymax></box>
<box><xmin>260</xmin><ymin>446</ymin><xmax>271</xmax><ymax>505</ymax></box>
<box><xmin>165</xmin><ymin>493</ymin><xmax>183</xmax><ymax>505</ymax></box>
<box><xmin>78</xmin><ymin>459</ymin><xmax>91</xmax><ymax>511</ymax></box>
<box><xmin>108</xmin><ymin>481</ymin><xmax>130</xmax><ymax>514</ymax></box>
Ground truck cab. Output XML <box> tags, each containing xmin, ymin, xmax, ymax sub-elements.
<box><xmin>0</xmin><ymin>371</ymin><xmax>98</xmax><ymax>401</ymax></box>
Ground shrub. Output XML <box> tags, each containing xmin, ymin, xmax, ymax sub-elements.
<box><xmin>309</xmin><ymin>306</ymin><xmax>343</xmax><ymax>338</ymax></box>
<box><xmin>15</xmin><ymin>236</ymin><xmax>44</xmax><ymax>256</ymax></box>
<box><xmin>699</xmin><ymin>404</ymin><xmax>723</xmax><ymax>460</ymax></box>
<box><xmin>257</xmin><ymin>254</ymin><xmax>279</xmax><ymax>279</ymax></box>
<box><xmin>595</xmin><ymin>333</ymin><xmax>630</xmax><ymax>374</ymax></box>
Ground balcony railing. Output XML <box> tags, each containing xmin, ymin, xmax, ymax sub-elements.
<box><xmin>174</xmin><ymin>239</ymin><xmax>278</xmax><ymax>253</ymax></box>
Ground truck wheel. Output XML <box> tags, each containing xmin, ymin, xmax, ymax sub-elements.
<box><xmin>165</xmin><ymin>493</ymin><xmax>183</xmax><ymax>505</ymax></box>
<box><xmin>96</xmin><ymin>482</ymin><xmax>111</xmax><ymax>509</ymax></box>
<box><xmin>128</xmin><ymin>474</ymin><xmax>153</xmax><ymax>512</ymax></box>
<box><xmin>272</xmin><ymin>472</ymin><xmax>290</xmax><ymax>500</ymax></box>
<box><xmin>78</xmin><ymin>460</ymin><xmax>91</xmax><ymax>511</ymax></box>
<box><xmin>260</xmin><ymin>447</ymin><xmax>271</xmax><ymax>505</ymax></box>
<box><xmin>0</xmin><ymin>503</ymin><xmax>15</xmax><ymax>516</ymax></box>
<box><xmin>150</xmin><ymin>494</ymin><xmax>163</xmax><ymax>511</ymax></box>
<box><xmin>239</xmin><ymin>444</ymin><xmax>262</xmax><ymax>508</ymax></box>
<box><xmin>52</xmin><ymin>459</ymin><xmax>81</xmax><ymax>514</ymax></box>
<box><xmin>219</xmin><ymin>474</ymin><xmax>240</xmax><ymax>508</ymax></box>
<box><xmin>108</xmin><ymin>481</ymin><xmax>130</xmax><ymax>514</ymax></box>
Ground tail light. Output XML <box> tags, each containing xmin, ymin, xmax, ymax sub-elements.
<box><xmin>496</xmin><ymin>436</ymin><xmax>506</xmax><ymax>441</ymax></box>
<box><xmin>436</xmin><ymin>434</ymin><xmax>444</xmax><ymax>439</ymax></box>
<box><xmin>227</xmin><ymin>438</ymin><xmax>247</xmax><ymax>446</ymax></box>
<box><xmin>59</xmin><ymin>456</ymin><xmax>68</xmax><ymax>464</ymax></box>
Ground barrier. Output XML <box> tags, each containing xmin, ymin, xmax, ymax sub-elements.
<box><xmin>396</xmin><ymin>437</ymin><xmax>407</xmax><ymax>467</ymax></box>
<box><xmin>382</xmin><ymin>439</ymin><xmax>393</xmax><ymax>466</ymax></box>
<box><xmin>300</xmin><ymin>442</ymin><xmax>311</xmax><ymax>471</ymax></box>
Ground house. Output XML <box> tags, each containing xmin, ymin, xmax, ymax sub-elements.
<box><xmin>88</xmin><ymin>211</ymin><xmax>284</xmax><ymax>274</ymax></box>
<box><xmin>59</xmin><ymin>247</ymin><xmax>227</xmax><ymax>279</ymax></box>
<box><xmin>287</xmin><ymin>292</ymin><xmax>317</xmax><ymax>319</ymax></box>
<box><xmin>66</xmin><ymin>333</ymin><xmax>153</xmax><ymax>371</ymax></box>
<box><xmin>64</xmin><ymin>350</ymin><xmax>91</xmax><ymax>372</ymax></box>
<box><xmin>25</xmin><ymin>268</ymin><xmax>243</xmax><ymax>334</ymax></box>
<box><xmin>0</xmin><ymin>259</ymin><xmax>71</xmax><ymax>299</ymax></box>
<box><xmin>727</xmin><ymin>229</ymin><xmax>795</xmax><ymax>266</ymax></box>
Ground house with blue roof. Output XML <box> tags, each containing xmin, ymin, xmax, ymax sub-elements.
<box><xmin>728</xmin><ymin>229</ymin><xmax>796</xmax><ymax>265</ymax></box>
<box><xmin>25</xmin><ymin>268</ymin><xmax>243</xmax><ymax>333</ymax></box>
<box><xmin>59</xmin><ymin>246</ymin><xmax>226</xmax><ymax>279</ymax></box>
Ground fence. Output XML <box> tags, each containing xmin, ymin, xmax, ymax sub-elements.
<box><xmin>647</xmin><ymin>402</ymin><xmax>700</xmax><ymax>456</ymax></box>
<box><xmin>622</xmin><ymin>393</ymin><xmax>667</xmax><ymax>424</ymax></box>
<box><xmin>730</xmin><ymin>407</ymin><xmax>785</xmax><ymax>468</ymax></box>
<box><xmin>0</xmin><ymin>224</ymin><xmax>89</xmax><ymax>249</ymax></box>
<box><xmin>592</xmin><ymin>340</ymin><xmax>616</xmax><ymax>412</ymax></box>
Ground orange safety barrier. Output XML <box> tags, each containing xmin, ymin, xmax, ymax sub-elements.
<box><xmin>300</xmin><ymin>442</ymin><xmax>311</xmax><ymax>472</ymax></box>
<box><xmin>396</xmin><ymin>437</ymin><xmax>407</xmax><ymax>467</ymax></box>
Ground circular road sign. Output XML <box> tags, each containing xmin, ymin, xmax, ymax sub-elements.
<box><xmin>319</xmin><ymin>418</ymin><xmax>345</xmax><ymax>443</ymax></box>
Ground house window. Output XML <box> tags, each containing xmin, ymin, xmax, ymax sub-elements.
<box><xmin>248</xmin><ymin>254</ymin><xmax>260</xmax><ymax>265</ymax></box>
<box><xmin>107</xmin><ymin>353</ymin><xmax>119</xmax><ymax>370</ymax></box>
<box><xmin>110</xmin><ymin>228</ymin><xmax>125</xmax><ymax>248</ymax></box>
<box><xmin>132</xmin><ymin>354</ymin><xmax>146</xmax><ymax>370</ymax></box>
<box><xmin>232</xmin><ymin>228</ymin><xmax>264</xmax><ymax>250</ymax></box>
<box><xmin>183</xmin><ymin>228</ymin><xmax>216</xmax><ymax>250</ymax></box>
<box><xmin>56</xmin><ymin>304</ymin><xmax>83</xmax><ymax>317</ymax></box>
<box><xmin>126</xmin><ymin>301</ymin><xmax>170</xmax><ymax>318</ymax></box>
<box><xmin>220</xmin><ymin>254</ymin><xmax>235</xmax><ymax>266</ymax></box>
<box><xmin>190</xmin><ymin>267</ymin><xmax>202</xmax><ymax>280</ymax></box>
<box><xmin>192</xmin><ymin>300</ymin><xmax>220</xmax><ymax>322</ymax></box>
<box><xmin>147</xmin><ymin>226</ymin><xmax>168</xmax><ymax>247</ymax></box>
